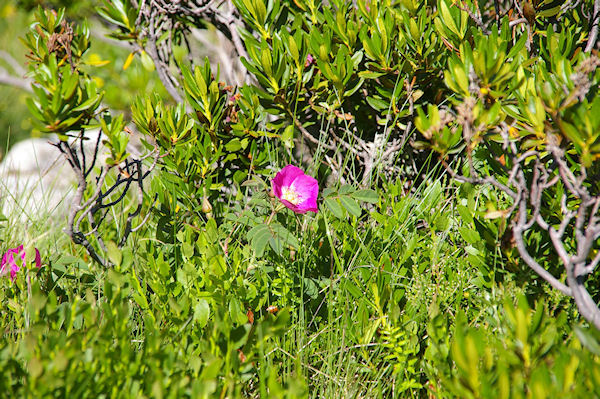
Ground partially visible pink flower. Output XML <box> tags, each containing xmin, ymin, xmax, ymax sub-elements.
<box><xmin>305</xmin><ymin>53</ymin><xmax>315</xmax><ymax>68</ymax></box>
<box><xmin>0</xmin><ymin>245</ymin><xmax>42</xmax><ymax>282</ymax></box>
<box><xmin>34</xmin><ymin>248</ymin><xmax>41</xmax><ymax>269</ymax></box>
<box><xmin>272</xmin><ymin>165</ymin><xmax>319</xmax><ymax>214</ymax></box>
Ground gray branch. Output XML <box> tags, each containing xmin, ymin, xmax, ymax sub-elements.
<box><xmin>585</xmin><ymin>0</ymin><xmax>600</xmax><ymax>52</ymax></box>
<box><xmin>443</xmin><ymin>119</ymin><xmax>600</xmax><ymax>328</ymax></box>
<box><xmin>0</xmin><ymin>66</ymin><xmax>32</xmax><ymax>93</ymax></box>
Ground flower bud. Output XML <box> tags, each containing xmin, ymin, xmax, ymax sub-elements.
<box><xmin>148</xmin><ymin>117</ymin><xmax>159</xmax><ymax>136</ymax></box>
<box><xmin>202</xmin><ymin>197</ymin><xmax>212</xmax><ymax>214</ymax></box>
<box><xmin>522</xmin><ymin>1</ymin><xmax>536</xmax><ymax>26</ymax></box>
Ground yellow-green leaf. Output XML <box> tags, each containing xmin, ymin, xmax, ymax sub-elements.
<box><xmin>123</xmin><ymin>51</ymin><xmax>135</xmax><ymax>70</ymax></box>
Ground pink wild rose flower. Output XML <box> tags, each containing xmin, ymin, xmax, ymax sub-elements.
<box><xmin>272</xmin><ymin>165</ymin><xmax>319</xmax><ymax>214</ymax></box>
<box><xmin>305</xmin><ymin>53</ymin><xmax>315</xmax><ymax>68</ymax></box>
<box><xmin>0</xmin><ymin>245</ymin><xmax>42</xmax><ymax>282</ymax></box>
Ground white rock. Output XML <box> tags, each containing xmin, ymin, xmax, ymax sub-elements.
<box><xmin>0</xmin><ymin>136</ymin><xmax>75</xmax><ymax>222</ymax></box>
<box><xmin>0</xmin><ymin>128</ymin><xmax>147</xmax><ymax>224</ymax></box>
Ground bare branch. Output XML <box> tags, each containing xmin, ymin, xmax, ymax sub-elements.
<box><xmin>0</xmin><ymin>50</ymin><xmax>26</xmax><ymax>75</ymax></box>
<box><xmin>585</xmin><ymin>0</ymin><xmax>600</xmax><ymax>52</ymax></box>
<box><xmin>440</xmin><ymin>158</ymin><xmax>518</xmax><ymax>200</ymax></box>
<box><xmin>59</xmin><ymin>140</ymin><xmax>109</xmax><ymax>267</ymax></box>
<box><xmin>0</xmin><ymin>66</ymin><xmax>32</xmax><ymax>92</ymax></box>
<box><xmin>145</xmin><ymin>29</ymin><xmax>183</xmax><ymax>103</ymax></box>
<box><xmin>509</xmin><ymin>18</ymin><xmax>527</xmax><ymax>28</ymax></box>
<box><xmin>458</xmin><ymin>1</ymin><xmax>491</xmax><ymax>35</ymax></box>
<box><xmin>581</xmin><ymin>250</ymin><xmax>600</xmax><ymax>277</ymax></box>
<box><xmin>514</xmin><ymin>197</ymin><xmax>573</xmax><ymax>296</ymax></box>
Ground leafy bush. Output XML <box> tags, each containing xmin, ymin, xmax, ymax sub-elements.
<box><xmin>416</xmin><ymin>1</ymin><xmax>600</xmax><ymax>329</ymax></box>
<box><xmin>426</xmin><ymin>296</ymin><xmax>600</xmax><ymax>398</ymax></box>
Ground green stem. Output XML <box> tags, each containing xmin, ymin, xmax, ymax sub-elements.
<box><xmin>322</xmin><ymin>212</ymin><xmax>344</xmax><ymax>274</ymax></box>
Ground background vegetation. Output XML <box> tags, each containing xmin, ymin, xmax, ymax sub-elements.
<box><xmin>1</xmin><ymin>0</ymin><xmax>600</xmax><ymax>397</ymax></box>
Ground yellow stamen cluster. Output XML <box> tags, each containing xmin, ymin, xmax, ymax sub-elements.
<box><xmin>281</xmin><ymin>186</ymin><xmax>300</xmax><ymax>205</ymax></box>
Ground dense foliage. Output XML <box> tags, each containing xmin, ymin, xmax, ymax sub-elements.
<box><xmin>1</xmin><ymin>0</ymin><xmax>600</xmax><ymax>397</ymax></box>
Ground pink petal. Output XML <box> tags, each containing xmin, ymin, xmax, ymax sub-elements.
<box><xmin>290</xmin><ymin>175</ymin><xmax>319</xmax><ymax>213</ymax></box>
<box><xmin>1</xmin><ymin>246</ymin><xmax>27</xmax><ymax>281</ymax></box>
<box><xmin>0</xmin><ymin>253</ymin><xmax>7</xmax><ymax>277</ymax></box>
<box><xmin>305</xmin><ymin>54</ymin><xmax>315</xmax><ymax>68</ymax></box>
<box><xmin>271</xmin><ymin>165</ymin><xmax>319</xmax><ymax>214</ymax></box>
<box><xmin>34</xmin><ymin>248</ymin><xmax>41</xmax><ymax>268</ymax></box>
<box><xmin>279</xmin><ymin>198</ymin><xmax>300</xmax><ymax>212</ymax></box>
<box><xmin>272</xmin><ymin>165</ymin><xmax>305</xmax><ymax>199</ymax></box>
<box><xmin>271</xmin><ymin>179</ymin><xmax>283</xmax><ymax>199</ymax></box>
<box><xmin>7</xmin><ymin>245</ymin><xmax>24</xmax><ymax>259</ymax></box>
<box><xmin>7</xmin><ymin>253</ymin><xmax>20</xmax><ymax>282</ymax></box>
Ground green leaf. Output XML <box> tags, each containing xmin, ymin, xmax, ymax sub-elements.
<box><xmin>400</xmin><ymin>233</ymin><xmax>417</xmax><ymax>263</ymax></box>
<box><xmin>269</xmin><ymin>237</ymin><xmax>283</xmax><ymax>255</ymax></box>
<box><xmin>358</xmin><ymin>70</ymin><xmax>385</xmax><ymax>79</ymax></box>
<box><xmin>229</xmin><ymin>297</ymin><xmax>247</xmax><ymax>325</ymax></box>
<box><xmin>366</xmin><ymin>96</ymin><xmax>389</xmax><ymax>111</ymax></box>
<box><xmin>72</xmin><ymin>95</ymin><xmax>102</xmax><ymax>112</ymax></box>
<box><xmin>271</xmin><ymin>223</ymin><xmax>299</xmax><ymax>250</ymax></box>
<box><xmin>574</xmin><ymin>325</ymin><xmax>600</xmax><ymax>356</ymax></box>
<box><xmin>106</xmin><ymin>240</ymin><xmax>122</xmax><ymax>266</ymax></box>
<box><xmin>324</xmin><ymin>197</ymin><xmax>344</xmax><ymax>218</ymax></box>
<box><xmin>451</xmin><ymin>63</ymin><xmax>469</xmax><ymax>94</ymax></box>
<box><xmin>343</xmin><ymin>279</ymin><xmax>363</xmax><ymax>299</ymax></box>
<box><xmin>459</xmin><ymin>226</ymin><xmax>480</xmax><ymax>246</ymax></box>
<box><xmin>339</xmin><ymin>185</ymin><xmax>356</xmax><ymax>195</ymax></box>
<box><xmin>139</xmin><ymin>50</ymin><xmax>155</xmax><ymax>71</ymax></box>
<box><xmin>249</xmin><ymin>224</ymin><xmax>271</xmax><ymax>257</ymax></box>
<box><xmin>352</xmin><ymin>189</ymin><xmax>378</xmax><ymax>203</ymax></box>
<box><xmin>194</xmin><ymin>299</ymin><xmax>210</xmax><ymax>328</ymax></box>
<box><xmin>340</xmin><ymin>196</ymin><xmax>362</xmax><ymax>217</ymax></box>
<box><xmin>130</xmin><ymin>267</ymin><xmax>150</xmax><ymax>312</ymax></box>
<box><xmin>287</xmin><ymin>35</ymin><xmax>299</xmax><ymax>62</ymax></box>
<box><xmin>439</xmin><ymin>0</ymin><xmax>459</xmax><ymax>38</ymax></box>
<box><xmin>457</xmin><ymin>204</ymin><xmax>474</xmax><ymax>226</ymax></box>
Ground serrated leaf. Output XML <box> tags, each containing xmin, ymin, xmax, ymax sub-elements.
<box><xmin>322</xmin><ymin>187</ymin><xmax>336</xmax><ymax>197</ymax></box>
<box><xmin>271</xmin><ymin>223</ymin><xmax>299</xmax><ymax>250</ymax></box>
<box><xmin>352</xmin><ymin>189</ymin><xmax>378</xmax><ymax>203</ymax></box>
<box><xmin>247</xmin><ymin>224</ymin><xmax>267</xmax><ymax>240</ymax></box>
<box><xmin>249</xmin><ymin>225</ymin><xmax>271</xmax><ymax>257</ymax></box>
<box><xmin>324</xmin><ymin>197</ymin><xmax>344</xmax><ymax>218</ymax></box>
<box><xmin>340</xmin><ymin>196</ymin><xmax>361</xmax><ymax>217</ymax></box>
<box><xmin>339</xmin><ymin>185</ymin><xmax>356</xmax><ymax>195</ymax></box>
<box><xmin>269</xmin><ymin>237</ymin><xmax>283</xmax><ymax>255</ymax></box>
